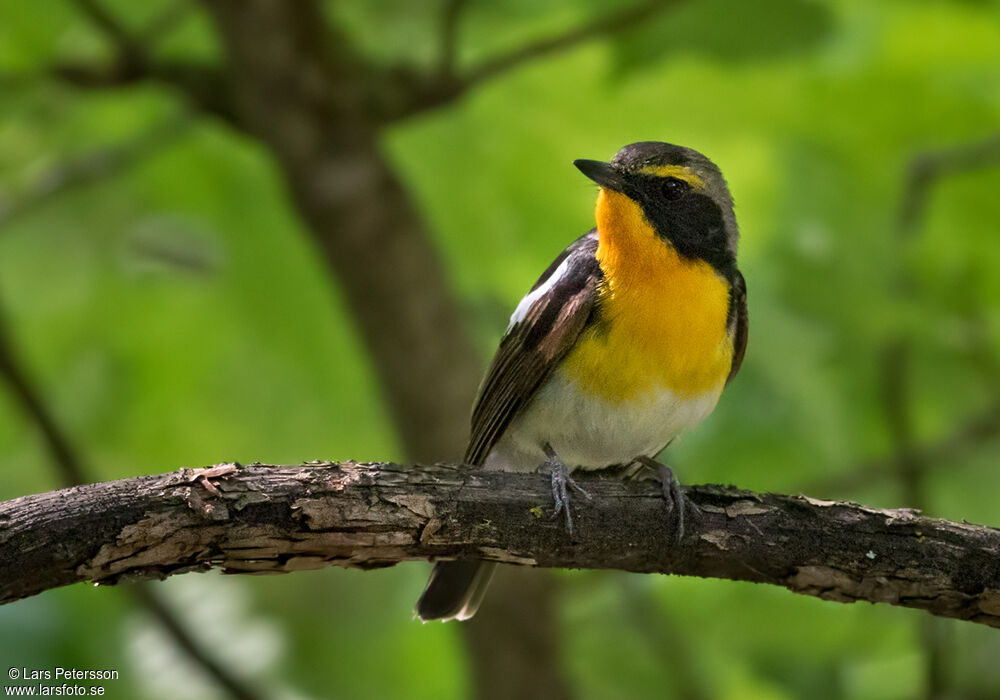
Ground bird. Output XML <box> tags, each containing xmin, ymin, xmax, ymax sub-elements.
<box><xmin>415</xmin><ymin>141</ymin><xmax>747</xmax><ymax>622</ymax></box>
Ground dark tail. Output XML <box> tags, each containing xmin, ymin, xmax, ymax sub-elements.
<box><xmin>415</xmin><ymin>561</ymin><xmax>497</xmax><ymax>622</ymax></box>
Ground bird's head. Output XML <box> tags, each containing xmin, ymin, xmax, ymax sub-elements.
<box><xmin>575</xmin><ymin>142</ymin><xmax>738</xmax><ymax>271</ymax></box>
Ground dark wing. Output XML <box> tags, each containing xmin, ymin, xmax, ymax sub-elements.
<box><xmin>726</xmin><ymin>269</ymin><xmax>748</xmax><ymax>384</ymax></box>
<box><xmin>465</xmin><ymin>231</ymin><xmax>602</xmax><ymax>465</ymax></box>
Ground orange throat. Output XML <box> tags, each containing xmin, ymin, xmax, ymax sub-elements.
<box><xmin>562</xmin><ymin>188</ymin><xmax>734</xmax><ymax>402</ymax></box>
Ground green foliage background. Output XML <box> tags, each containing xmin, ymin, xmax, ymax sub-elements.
<box><xmin>1</xmin><ymin>1</ymin><xmax>999</xmax><ymax>698</ymax></box>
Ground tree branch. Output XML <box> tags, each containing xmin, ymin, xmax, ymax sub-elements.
<box><xmin>897</xmin><ymin>132</ymin><xmax>1000</xmax><ymax>240</ymax></box>
<box><xmin>125</xmin><ymin>586</ymin><xmax>261</xmax><ymax>700</ymax></box>
<box><xmin>4</xmin><ymin>462</ymin><xmax>1000</xmax><ymax>627</ymax></box>
<box><xmin>0</xmin><ymin>115</ymin><xmax>191</xmax><ymax>231</ymax></box>
<box><xmin>393</xmin><ymin>0</ymin><xmax>682</xmax><ymax>119</ymax></box>
<box><xmin>195</xmin><ymin>2</ymin><xmax>566</xmax><ymax>693</ymax></box>
<box><xmin>813</xmin><ymin>134</ymin><xmax>1000</xmax><ymax>499</ymax></box>
<box><xmin>882</xmin><ymin>131</ymin><xmax>1000</xmax><ymax>694</ymax></box>
<box><xmin>0</xmin><ymin>303</ymin><xmax>265</xmax><ymax>700</ymax></box>
<box><xmin>139</xmin><ymin>0</ymin><xmax>197</xmax><ymax>45</ymax></box>
<box><xmin>47</xmin><ymin>59</ymin><xmax>238</xmax><ymax>126</ymax></box>
<box><xmin>199</xmin><ymin>0</ymin><xmax>484</xmax><ymax>462</ymax></box>
<box><xmin>437</xmin><ymin>0</ymin><xmax>470</xmax><ymax>79</ymax></box>
<box><xmin>464</xmin><ymin>0</ymin><xmax>677</xmax><ymax>87</ymax></box>
<box><xmin>0</xmin><ymin>312</ymin><xmax>88</xmax><ymax>487</ymax></box>
<box><xmin>68</xmin><ymin>0</ymin><xmax>139</xmax><ymax>55</ymax></box>
<box><xmin>57</xmin><ymin>0</ymin><xmax>225</xmax><ymax>118</ymax></box>
<box><xmin>808</xmin><ymin>396</ymin><xmax>1000</xmax><ymax>496</ymax></box>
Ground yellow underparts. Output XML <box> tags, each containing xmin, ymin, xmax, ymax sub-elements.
<box><xmin>563</xmin><ymin>188</ymin><xmax>733</xmax><ymax>402</ymax></box>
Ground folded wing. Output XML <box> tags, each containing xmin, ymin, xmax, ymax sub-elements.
<box><xmin>465</xmin><ymin>231</ymin><xmax>603</xmax><ymax>465</ymax></box>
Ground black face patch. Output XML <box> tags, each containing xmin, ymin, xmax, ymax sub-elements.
<box><xmin>623</xmin><ymin>174</ymin><xmax>735</xmax><ymax>274</ymax></box>
<box><xmin>577</xmin><ymin>142</ymin><xmax>737</xmax><ymax>277</ymax></box>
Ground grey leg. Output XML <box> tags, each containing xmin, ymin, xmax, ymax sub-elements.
<box><xmin>633</xmin><ymin>456</ymin><xmax>697</xmax><ymax>543</ymax></box>
<box><xmin>543</xmin><ymin>443</ymin><xmax>590</xmax><ymax>535</ymax></box>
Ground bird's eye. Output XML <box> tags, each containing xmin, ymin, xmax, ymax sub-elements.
<box><xmin>661</xmin><ymin>177</ymin><xmax>690</xmax><ymax>200</ymax></box>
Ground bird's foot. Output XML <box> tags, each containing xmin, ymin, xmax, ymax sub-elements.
<box><xmin>626</xmin><ymin>456</ymin><xmax>698</xmax><ymax>543</ymax></box>
<box><xmin>543</xmin><ymin>443</ymin><xmax>591</xmax><ymax>536</ymax></box>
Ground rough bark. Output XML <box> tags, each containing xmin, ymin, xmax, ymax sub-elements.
<box><xmin>3</xmin><ymin>462</ymin><xmax>1000</xmax><ymax>628</ymax></box>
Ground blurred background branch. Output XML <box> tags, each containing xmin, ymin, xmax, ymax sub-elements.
<box><xmin>0</xmin><ymin>309</ymin><xmax>87</xmax><ymax>487</ymax></box>
<box><xmin>809</xmin><ymin>395</ymin><xmax>1000</xmax><ymax>496</ymax></box>
<box><xmin>0</xmin><ymin>303</ymin><xmax>266</xmax><ymax>700</ymax></box>
<box><xmin>884</xmin><ymin>133</ymin><xmax>1000</xmax><ymax>697</ymax></box>
<box><xmin>138</xmin><ymin>0</ymin><xmax>197</xmax><ymax>46</ymax></box>
<box><xmin>0</xmin><ymin>115</ymin><xmax>191</xmax><ymax>230</ymax></box>
<box><xmin>436</xmin><ymin>0</ymin><xmax>470</xmax><ymax>80</ymax></box>
<box><xmin>395</xmin><ymin>0</ymin><xmax>683</xmax><ymax>119</ymax></box>
<box><xmin>68</xmin><ymin>0</ymin><xmax>141</xmax><ymax>57</ymax></box>
<box><xmin>898</xmin><ymin>133</ymin><xmax>1000</xmax><ymax>240</ymax></box>
<box><xmin>459</xmin><ymin>0</ymin><xmax>679</xmax><ymax>94</ymax></box>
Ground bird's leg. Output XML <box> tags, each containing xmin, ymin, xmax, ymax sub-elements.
<box><xmin>614</xmin><ymin>460</ymin><xmax>648</xmax><ymax>481</ymax></box>
<box><xmin>543</xmin><ymin>443</ymin><xmax>591</xmax><ymax>535</ymax></box>
<box><xmin>628</xmin><ymin>456</ymin><xmax>699</xmax><ymax>543</ymax></box>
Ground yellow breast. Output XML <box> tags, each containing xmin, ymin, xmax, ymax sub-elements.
<box><xmin>563</xmin><ymin>189</ymin><xmax>734</xmax><ymax>403</ymax></box>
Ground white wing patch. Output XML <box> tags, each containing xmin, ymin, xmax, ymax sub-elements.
<box><xmin>506</xmin><ymin>256</ymin><xmax>572</xmax><ymax>331</ymax></box>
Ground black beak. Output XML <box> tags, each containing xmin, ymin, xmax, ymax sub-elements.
<box><xmin>573</xmin><ymin>159</ymin><xmax>627</xmax><ymax>192</ymax></box>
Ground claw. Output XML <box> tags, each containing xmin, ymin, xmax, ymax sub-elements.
<box><xmin>634</xmin><ymin>456</ymin><xmax>695</xmax><ymax>543</ymax></box>
<box><xmin>543</xmin><ymin>444</ymin><xmax>589</xmax><ymax>536</ymax></box>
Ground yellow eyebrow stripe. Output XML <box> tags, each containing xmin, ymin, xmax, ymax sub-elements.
<box><xmin>638</xmin><ymin>164</ymin><xmax>705</xmax><ymax>190</ymax></box>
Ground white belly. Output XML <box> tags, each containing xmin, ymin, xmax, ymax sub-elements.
<box><xmin>482</xmin><ymin>367</ymin><xmax>723</xmax><ymax>473</ymax></box>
